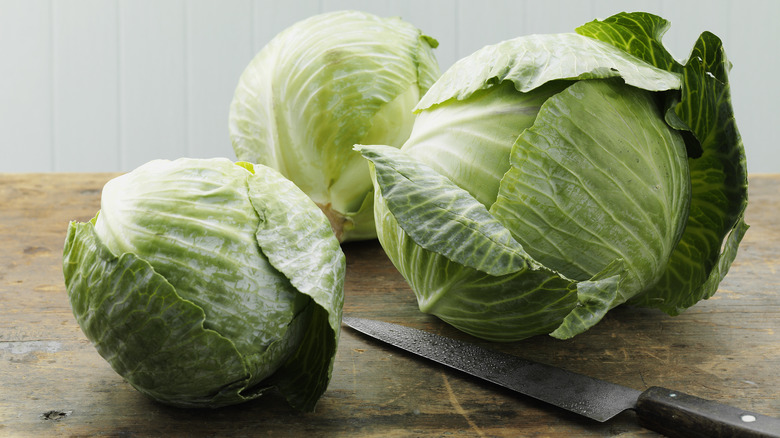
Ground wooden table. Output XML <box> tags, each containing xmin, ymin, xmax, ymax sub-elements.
<box><xmin>1</xmin><ymin>173</ymin><xmax>778</xmax><ymax>437</ymax></box>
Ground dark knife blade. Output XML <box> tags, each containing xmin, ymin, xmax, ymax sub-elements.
<box><xmin>343</xmin><ymin>317</ymin><xmax>780</xmax><ymax>438</ymax></box>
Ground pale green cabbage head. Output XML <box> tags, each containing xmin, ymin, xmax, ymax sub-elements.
<box><xmin>229</xmin><ymin>10</ymin><xmax>440</xmax><ymax>242</ymax></box>
<box><xmin>63</xmin><ymin>158</ymin><xmax>344</xmax><ymax>410</ymax></box>
<box><xmin>359</xmin><ymin>12</ymin><xmax>748</xmax><ymax>341</ymax></box>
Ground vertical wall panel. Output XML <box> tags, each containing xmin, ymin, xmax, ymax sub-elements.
<box><xmin>723</xmin><ymin>0</ymin><xmax>779</xmax><ymax>174</ymax></box>
<box><xmin>522</xmin><ymin>0</ymin><xmax>595</xmax><ymax>35</ymax></box>
<box><xmin>0</xmin><ymin>0</ymin><xmax>52</xmax><ymax>172</ymax></box>
<box><xmin>322</xmin><ymin>0</ymin><xmax>459</xmax><ymax>70</ymax></box>
<box><xmin>118</xmin><ymin>0</ymin><xmax>187</xmax><ymax>171</ymax></box>
<box><xmin>390</xmin><ymin>1</ymin><xmax>459</xmax><ymax>71</ymax></box>
<box><xmin>455</xmin><ymin>0</ymin><xmax>526</xmax><ymax>63</ymax></box>
<box><xmin>52</xmin><ymin>0</ymin><xmax>119</xmax><ymax>171</ymax></box>
<box><xmin>658</xmin><ymin>0</ymin><xmax>731</xmax><ymax>61</ymax></box>
<box><xmin>186</xmin><ymin>0</ymin><xmax>253</xmax><ymax>160</ymax></box>
<box><xmin>590</xmin><ymin>0</ymin><xmax>663</xmax><ymax>19</ymax></box>
<box><xmin>0</xmin><ymin>0</ymin><xmax>776</xmax><ymax>173</ymax></box>
<box><xmin>251</xmin><ymin>0</ymin><xmax>320</xmax><ymax>53</ymax></box>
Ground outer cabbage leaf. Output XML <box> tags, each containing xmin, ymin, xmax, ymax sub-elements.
<box><xmin>415</xmin><ymin>32</ymin><xmax>680</xmax><ymax>112</ymax></box>
<box><xmin>359</xmin><ymin>145</ymin><xmax>631</xmax><ymax>341</ymax></box>
<box><xmin>357</xmin><ymin>144</ymin><xmax>530</xmax><ymax>276</ymax></box>
<box><xmin>403</xmin><ymin>80</ymin><xmax>569</xmax><ymax>208</ymax></box>
<box><xmin>576</xmin><ymin>12</ymin><xmax>681</xmax><ymax>73</ymax></box>
<box><xmin>63</xmin><ymin>221</ymin><xmax>253</xmax><ymax>407</ymax></box>
<box><xmin>550</xmin><ymin>258</ymin><xmax>627</xmax><ymax>339</ymax></box>
<box><xmin>246</xmin><ymin>162</ymin><xmax>345</xmax><ymax>411</ymax></box>
<box><xmin>577</xmin><ymin>12</ymin><xmax>749</xmax><ymax>314</ymax></box>
<box><xmin>491</xmin><ymin>79</ymin><xmax>690</xmax><ymax>307</ymax></box>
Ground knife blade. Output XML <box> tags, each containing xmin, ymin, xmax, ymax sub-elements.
<box><xmin>343</xmin><ymin>317</ymin><xmax>780</xmax><ymax>438</ymax></box>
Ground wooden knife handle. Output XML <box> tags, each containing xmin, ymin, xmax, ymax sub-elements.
<box><xmin>636</xmin><ymin>386</ymin><xmax>780</xmax><ymax>438</ymax></box>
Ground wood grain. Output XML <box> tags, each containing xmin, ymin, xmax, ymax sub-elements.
<box><xmin>1</xmin><ymin>173</ymin><xmax>778</xmax><ymax>437</ymax></box>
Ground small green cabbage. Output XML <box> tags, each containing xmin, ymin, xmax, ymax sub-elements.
<box><xmin>229</xmin><ymin>10</ymin><xmax>440</xmax><ymax>242</ymax></box>
<box><xmin>62</xmin><ymin>158</ymin><xmax>344</xmax><ymax>410</ymax></box>
<box><xmin>358</xmin><ymin>12</ymin><xmax>748</xmax><ymax>341</ymax></box>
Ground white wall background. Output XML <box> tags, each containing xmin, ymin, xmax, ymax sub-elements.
<box><xmin>1</xmin><ymin>0</ymin><xmax>778</xmax><ymax>174</ymax></box>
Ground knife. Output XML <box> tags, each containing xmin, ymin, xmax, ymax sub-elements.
<box><xmin>343</xmin><ymin>317</ymin><xmax>780</xmax><ymax>438</ymax></box>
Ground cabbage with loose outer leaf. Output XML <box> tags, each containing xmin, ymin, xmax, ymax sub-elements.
<box><xmin>62</xmin><ymin>158</ymin><xmax>345</xmax><ymax>410</ymax></box>
<box><xmin>358</xmin><ymin>12</ymin><xmax>748</xmax><ymax>341</ymax></box>
<box><xmin>229</xmin><ymin>10</ymin><xmax>440</xmax><ymax>242</ymax></box>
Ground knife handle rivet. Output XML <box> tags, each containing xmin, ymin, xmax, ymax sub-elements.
<box><xmin>669</xmin><ymin>393</ymin><xmax>677</xmax><ymax>398</ymax></box>
<box><xmin>740</xmin><ymin>414</ymin><xmax>757</xmax><ymax>423</ymax></box>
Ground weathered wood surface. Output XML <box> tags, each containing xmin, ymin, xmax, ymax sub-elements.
<box><xmin>1</xmin><ymin>173</ymin><xmax>778</xmax><ymax>437</ymax></box>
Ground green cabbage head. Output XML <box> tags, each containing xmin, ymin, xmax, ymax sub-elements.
<box><xmin>358</xmin><ymin>12</ymin><xmax>748</xmax><ymax>341</ymax></box>
<box><xmin>229</xmin><ymin>10</ymin><xmax>440</xmax><ymax>242</ymax></box>
<box><xmin>63</xmin><ymin>158</ymin><xmax>345</xmax><ymax>410</ymax></box>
